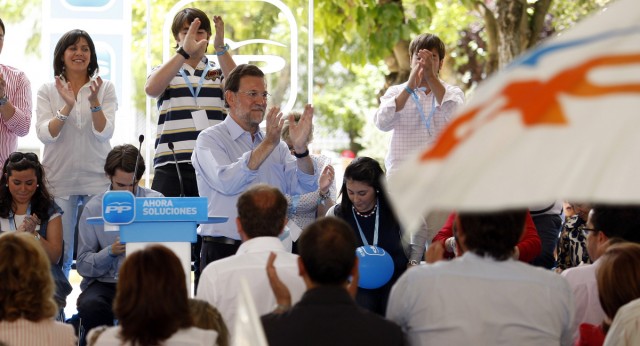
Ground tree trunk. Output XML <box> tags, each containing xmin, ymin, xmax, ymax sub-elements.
<box><xmin>496</xmin><ymin>0</ymin><xmax>528</xmax><ymax>69</ymax></box>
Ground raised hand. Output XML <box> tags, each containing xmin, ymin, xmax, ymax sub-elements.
<box><xmin>88</xmin><ymin>76</ymin><xmax>103</xmax><ymax>104</ymax></box>
<box><xmin>266</xmin><ymin>252</ymin><xmax>292</xmax><ymax>310</ymax></box>
<box><xmin>319</xmin><ymin>165</ymin><xmax>335</xmax><ymax>194</ymax></box>
<box><xmin>55</xmin><ymin>76</ymin><xmax>76</xmax><ymax>107</ymax></box>
<box><xmin>212</xmin><ymin>16</ymin><xmax>226</xmax><ymax>50</ymax></box>
<box><xmin>288</xmin><ymin>104</ymin><xmax>313</xmax><ymax>153</ymax></box>
<box><xmin>264</xmin><ymin>106</ymin><xmax>285</xmax><ymax>146</ymax></box>
<box><xmin>418</xmin><ymin>48</ymin><xmax>440</xmax><ymax>81</ymax></box>
<box><xmin>182</xmin><ymin>18</ymin><xmax>209</xmax><ymax>57</ymax></box>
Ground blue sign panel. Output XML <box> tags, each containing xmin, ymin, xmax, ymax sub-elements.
<box><xmin>102</xmin><ymin>191</ymin><xmax>135</xmax><ymax>224</ymax></box>
<box><xmin>134</xmin><ymin>197</ymin><xmax>209</xmax><ymax>222</ymax></box>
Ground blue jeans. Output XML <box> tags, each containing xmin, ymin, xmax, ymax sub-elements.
<box><xmin>56</xmin><ymin>195</ymin><xmax>94</xmax><ymax>277</ymax></box>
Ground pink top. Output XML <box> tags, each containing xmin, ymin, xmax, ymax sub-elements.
<box><xmin>0</xmin><ymin>318</ymin><xmax>76</xmax><ymax>346</ymax></box>
<box><xmin>0</xmin><ymin>64</ymin><xmax>32</xmax><ymax>164</ymax></box>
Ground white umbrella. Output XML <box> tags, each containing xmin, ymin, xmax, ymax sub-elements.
<box><xmin>387</xmin><ymin>0</ymin><xmax>640</xmax><ymax>232</ymax></box>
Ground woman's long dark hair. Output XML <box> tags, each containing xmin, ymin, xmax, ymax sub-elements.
<box><xmin>338</xmin><ymin>157</ymin><xmax>397</xmax><ymax>222</ymax></box>
<box><xmin>0</xmin><ymin>153</ymin><xmax>54</xmax><ymax>222</ymax></box>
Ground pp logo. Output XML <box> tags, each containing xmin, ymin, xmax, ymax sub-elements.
<box><xmin>103</xmin><ymin>191</ymin><xmax>135</xmax><ymax>224</ymax></box>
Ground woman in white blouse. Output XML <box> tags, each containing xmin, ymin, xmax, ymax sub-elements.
<box><xmin>36</xmin><ymin>29</ymin><xmax>117</xmax><ymax>277</ymax></box>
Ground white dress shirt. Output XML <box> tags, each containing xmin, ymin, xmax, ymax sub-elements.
<box><xmin>561</xmin><ymin>259</ymin><xmax>605</xmax><ymax>341</ymax></box>
<box><xmin>373</xmin><ymin>81</ymin><xmax>464</xmax><ymax>177</ymax></box>
<box><xmin>191</xmin><ymin>115</ymin><xmax>318</xmax><ymax>239</ymax></box>
<box><xmin>196</xmin><ymin>236</ymin><xmax>306</xmax><ymax>341</ymax></box>
<box><xmin>604</xmin><ymin>298</ymin><xmax>640</xmax><ymax>346</ymax></box>
<box><xmin>387</xmin><ymin>252</ymin><xmax>575</xmax><ymax>346</ymax></box>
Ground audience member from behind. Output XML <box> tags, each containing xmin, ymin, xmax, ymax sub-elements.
<box><xmin>0</xmin><ymin>18</ymin><xmax>32</xmax><ymax>164</ymax></box>
<box><xmin>88</xmin><ymin>245</ymin><xmax>217</xmax><ymax>345</ymax></box>
<box><xmin>197</xmin><ymin>184</ymin><xmax>306</xmax><ymax>341</ymax></box>
<box><xmin>281</xmin><ymin>111</ymin><xmax>336</xmax><ymax>252</ymax></box>
<box><xmin>431</xmin><ymin>210</ymin><xmax>541</xmax><ymax>262</ymax></box>
<box><xmin>0</xmin><ymin>232</ymin><xmax>75</xmax><ymax>345</ymax></box>
<box><xmin>387</xmin><ymin>210</ymin><xmax>574</xmax><ymax>345</ymax></box>
<box><xmin>0</xmin><ymin>152</ymin><xmax>70</xmax><ymax>318</ymax></box>
<box><xmin>327</xmin><ymin>156</ymin><xmax>428</xmax><ymax>315</ymax></box>
<box><xmin>73</xmin><ymin>144</ymin><xmax>162</xmax><ymax>345</ymax></box>
<box><xmin>189</xmin><ymin>299</ymin><xmax>229</xmax><ymax>346</ymax></box>
<box><xmin>262</xmin><ymin>217</ymin><xmax>405</xmax><ymax>346</ymax></box>
<box><xmin>562</xmin><ymin>204</ymin><xmax>640</xmax><ymax>342</ymax></box>
<box><xmin>602</xmin><ymin>247</ymin><xmax>640</xmax><ymax>346</ymax></box>
<box><xmin>36</xmin><ymin>29</ymin><xmax>117</xmax><ymax>277</ymax></box>
<box><xmin>576</xmin><ymin>242</ymin><xmax>640</xmax><ymax>345</ymax></box>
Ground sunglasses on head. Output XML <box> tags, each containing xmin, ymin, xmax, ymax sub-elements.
<box><xmin>9</xmin><ymin>152</ymin><xmax>39</xmax><ymax>163</ymax></box>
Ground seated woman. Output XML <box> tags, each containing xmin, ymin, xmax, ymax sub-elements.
<box><xmin>0</xmin><ymin>232</ymin><xmax>76</xmax><ymax>345</ymax></box>
<box><xmin>577</xmin><ymin>242</ymin><xmax>640</xmax><ymax>346</ymax></box>
<box><xmin>0</xmin><ymin>152</ymin><xmax>70</xmax><ymax>319</ymax></box>
<box><xmin>555</xmin><ymin>202</ymin><xmax>591</xmax><ymax>272</ymax></box>
<box><xmin>88</xmin><ymin>245</ymin><xmax>219</xmax><ymax>345</ymax></box>
<box><xmin>431</xmin><ymin>210</ymin><xmax>541</xmax><ymax>263</ymax></box>
<box><xmin>327</xmin><ymin>157</ymin><xmax>421</xmax><ymax>315</ymax></box>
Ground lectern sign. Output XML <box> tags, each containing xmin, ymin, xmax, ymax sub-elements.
<box><xmin>103</xmin><ymin>191</ymin><xmax>135</xmax><ymax>224</ymax></box>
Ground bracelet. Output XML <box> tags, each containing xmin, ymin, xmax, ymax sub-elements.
<box><xmin>293</xmin><ymin>149</ymin><xmax>309</xmax><ymax>158</ymax></box>
<box><xmin>176</xmin><ymin>46</ymin><xmax>190</xmax><ymax>59</ymax></box>
<box><xmin>404</xmin><ymin>85</ymin><xmax>415</xmax><ymax>95</ymax></box>
<box><xmin>90</xmin><ymin>105</ymin><xmax>102</xmax><ymax>113</ymax></box>
<box><xmin>55</xmin><ymin>110</ymin><xmax>69</xmax><ymax>122</ymax></box>
<box><xmin>215</xmin><ymin>43</ymin><xmax>230</xmax><ymax>56</ymax></box>
<box><xmin>317</xmin><ymin>190</ymin><xmax>330</xmax><ymax>206</ymax></box>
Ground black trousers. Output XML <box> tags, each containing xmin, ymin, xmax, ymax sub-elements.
<box><xmin>151</xmin><ymin>164</ymin><xmax>203</xmax><ymax>291</ymax></box>
<box><xmin>76</xmin><ymin>281</ymin><xmax>117</xmax><ymax>346</ymax></box>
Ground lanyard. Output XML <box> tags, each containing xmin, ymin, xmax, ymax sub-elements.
<box><xmin>408</xmin><ymin>86</ymin><xmax>437</xmax><ymax>135</ymax></box>
<box><xmin>179</xmin><ymin>61</ymin><xmax>211</xmax><ymax>107</ymax></box>
<box><xmin>288</xmin><ymin>195</ymin><xmax>301</xmax><ymax>217</ymax></box>
<box><xmin>9</xmin><ymin>204</ymin><xmax>31</xmax><ymax>231</ymax></box>
<box><xmin>351</xmin><ymin>199</ymin><xmax>379</xmax><ymax>247</ymax></box>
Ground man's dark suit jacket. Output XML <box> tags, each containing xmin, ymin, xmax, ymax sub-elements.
<box><xmin>261</xmin><ymin>285</ymin><xmax>405</xmax><ymax>346</ymax></box>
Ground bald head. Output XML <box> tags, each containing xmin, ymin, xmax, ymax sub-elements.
<box><xmin>236</xmin><ymin>184</ymin><xmax>288</xmax><ymax>239</ymax></box>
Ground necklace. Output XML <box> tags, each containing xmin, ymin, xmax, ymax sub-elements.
<box><xmin>353</xmin><ymin>203</ymin><xmax>377</xmax><ymax>218</ymax></box>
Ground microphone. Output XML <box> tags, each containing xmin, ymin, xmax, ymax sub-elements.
<box><xmin>131</xmin><ymin>134</ymin><xmax>144</xmax><ymax>193</ymax></box>
<box><xmin>167</xmin><ymin>142</ymin><xmax>185</xmax><ymax>197</ymax></box>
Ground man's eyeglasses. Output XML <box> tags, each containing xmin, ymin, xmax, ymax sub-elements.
<box><xmin>9</xmin><ymin>152</ymin><xmax>39</xmax><ymax>163</ymax></box>
<box><xmin>582</xmin><ymin>228</ymin><xmax>598</xmax><ymax>235</ymax></box>
<box><xmin>236</xmin><ymin>90</ymin><xmax>270</xmax><ymax>100</ymax></box>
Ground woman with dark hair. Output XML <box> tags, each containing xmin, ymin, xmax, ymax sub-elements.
<box><xmin>0</xmin><ymin>152</ymin><xmax>71</xmax><ymax>318</ymax></box>
<box><xmin>36</xmin><ymin>29</ymin><xmax>117</xmax><ymax>277</ymax></box>
<box><xmin>326</xmin><ymin>157</ymin><xmax>415</xmax><ymax>315</ymax></box>
<box><xmin>0</xmin><ymin>232</ymin><xmax>76</xmax><ymax>345</ymax></box>
<box><xmin>88</xmin><ymin>245</ymin><xmax>219</xmax><ymax>345</ymax></box>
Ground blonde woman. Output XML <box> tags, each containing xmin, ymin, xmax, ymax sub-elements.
<box><xmin>0</xmin><ymin>232</ymin><xmax>76</xmax><ymax>345</ymax></box>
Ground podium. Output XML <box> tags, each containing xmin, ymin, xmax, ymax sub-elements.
<box><xmin>87</xmin><ymin>190</ymin><xmax>227</xmax><ymax>294</ymax></box>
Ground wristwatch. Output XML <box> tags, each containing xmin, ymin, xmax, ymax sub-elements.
<box><xmin>408</xmin><ymin>260</ymin><xmax>420</xmax><ymax>266</ymax></box>
<box><xmin>176</xmin><ymin>46</ymin><xmax>190</xmax><ymax>60</ymax></box>
<box><xmin>0</xmin><ymin>95</ymin><xmax>8</xmax><ymax>106</ymax></box>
